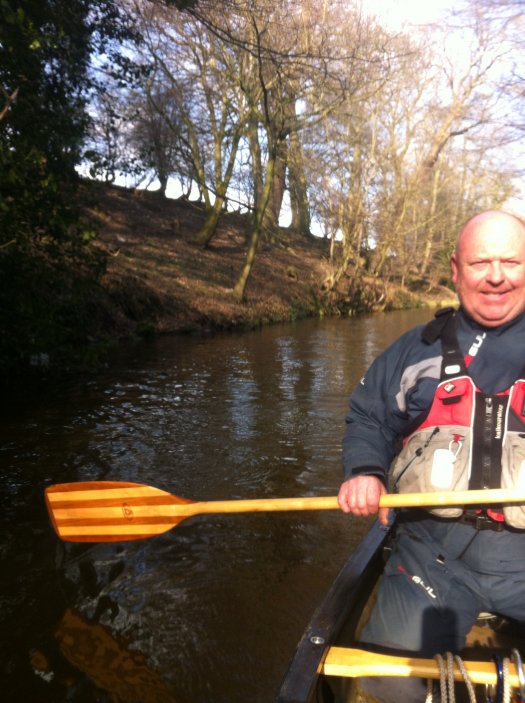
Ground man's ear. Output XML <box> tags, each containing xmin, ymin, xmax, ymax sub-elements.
<box><xmin>450</xmin><ymin>253</ymin><xmax>458</xmax><ymax>285</ymax></box>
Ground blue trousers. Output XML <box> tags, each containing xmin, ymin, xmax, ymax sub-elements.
<box><xmin>359</xmin><ymin>515</ymin><xmax>525</xmax><ymax>703</ymax></box>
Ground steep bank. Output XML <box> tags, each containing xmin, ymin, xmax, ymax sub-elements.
<box><xmin>85</xmin><ymin>182</ymin><xmax>457</xmax><ymax>341</ymax></box>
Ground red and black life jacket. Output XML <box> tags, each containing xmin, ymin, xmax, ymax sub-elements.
<box><xmin>390</xmin><ymin>310</ymin><xmax>525</xmax><ymax>527</ymax></box>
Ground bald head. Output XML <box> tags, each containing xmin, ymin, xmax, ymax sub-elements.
<box><xmin>455</xmin><ymin>210</ymin><xmax>525</xmax><ymax>256</ymax></box>
<box><xmin>451</xmin><ymin>210</ymin><xmax>525</xmax><ymax>327</ymax></box>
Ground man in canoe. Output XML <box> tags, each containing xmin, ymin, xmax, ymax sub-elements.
<box><xmin>337</xmin><ymin>210</ymin><xmax>525</xmax><ymax>702</ymax></box>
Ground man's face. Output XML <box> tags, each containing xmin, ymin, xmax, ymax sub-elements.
<box><xmin>451</xmin><ymin>214</ymin><xmax>525</xmax><ymax>327</ymax></box>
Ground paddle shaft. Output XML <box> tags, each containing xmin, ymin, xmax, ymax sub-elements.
<box><xmin>164</xmin><ymin>487</ymin><xmax>525</xmax><ymax>516</ymax></box>
<box><xmin>323</xmin><ymin>646</ymin><xmax>525</xmax><ymax>687</ymax></box>
<box><xmin>45</xmin><ymin>482</ymin><xmax>525</xmax><ymax>542</ymax></box>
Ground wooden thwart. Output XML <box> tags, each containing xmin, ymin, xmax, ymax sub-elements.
<box><xmin>323</xmin><ymin>646</ymin><xmax>524</xmax><ymax>687</ymax></box>
<box><xmin>45</xmin><ymin>481</ymin><xmax>525</xmax><ymax>542</ymax></box>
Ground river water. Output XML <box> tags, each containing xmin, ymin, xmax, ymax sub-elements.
<box><xmin>1</xmin><ymin>309</ymin><xmax>432</xmax><ymax>702</ymax></box>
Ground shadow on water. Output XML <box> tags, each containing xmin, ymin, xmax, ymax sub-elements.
<box><xmin>0</xmin><ymin>310</ymin><xmax>432</xmax><ymax>702</ymax></box>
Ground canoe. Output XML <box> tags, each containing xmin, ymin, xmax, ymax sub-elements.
<box><xmin>277</xmin><ymin>520</ymin><xmax>525</xmax><ymax>703</ymax></box>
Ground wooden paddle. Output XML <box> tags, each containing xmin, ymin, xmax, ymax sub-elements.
<box><xmin>323</xmin><ymin>646</ymin><xmax>525</xmax><ymax>686</ymax></box>
<box><xmin>45</xmin><ymin>481</ymin><xmax>525</xmax><ymax>543</ymax></box>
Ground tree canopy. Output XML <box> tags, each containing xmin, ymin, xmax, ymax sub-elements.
<box><xmin>0</xmin><ymin>0</ymin><xmax>135</xmax><ymax>375</ymax></box>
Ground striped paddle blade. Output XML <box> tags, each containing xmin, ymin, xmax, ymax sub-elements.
<box><xmin>45</xmin><ymin>481</ymin><xmax>193</xmax><ymax>542</ymax></box>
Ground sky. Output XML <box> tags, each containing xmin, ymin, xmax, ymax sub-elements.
<box><xmin>361</xmin><ymin>0</ymin><xmax>458</xmax><ymax>29</ymax></box>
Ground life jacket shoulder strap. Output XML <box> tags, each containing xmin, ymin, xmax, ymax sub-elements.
<box><xmin>421</xmin><ymin>307</ymin><xmax>468</xmax><ymax>380</ymax></box>
<box><xmin>421</xmin><ymin>306</ymin><xmax>456</xmax><ymax>344</ymax></box>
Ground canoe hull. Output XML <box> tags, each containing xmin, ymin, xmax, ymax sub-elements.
<box><xmin>278</xmin><ymin>520</ymin><xmax>525</xmax><ymax>703</ymax></box>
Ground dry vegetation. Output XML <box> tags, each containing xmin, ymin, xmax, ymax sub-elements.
<box><xmin>84</xmin><ymin>182</ymin><xmax>456</xmax><ymax>342</ymax></box>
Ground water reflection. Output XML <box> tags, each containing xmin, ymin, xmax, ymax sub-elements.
<box><xmin>0</xmin><ymin>309</ymin><xmax>432</xmax><ymax>702</ymax></box>
<box><xmin>227</xmin><ymin>353</ymin><xmax>260</xmax><ymax>442</ymax></box>
<box><xmin>54</xmin><ymin>607</ymin><xmax>179</xmax><ymax>702</ymax></box>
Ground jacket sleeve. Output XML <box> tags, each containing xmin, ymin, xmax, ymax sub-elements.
<box><xmin>342</xmin><ymin>326</ymin><xmax>440</xmax><ymax>483</ymax></box>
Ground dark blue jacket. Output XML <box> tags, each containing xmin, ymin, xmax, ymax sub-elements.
<box><xmin>342</xmin><ymin>308</ymin><xmax>525</xmax><ymax>482</ymax></box>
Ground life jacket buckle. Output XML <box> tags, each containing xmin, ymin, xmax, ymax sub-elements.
<box><xmin>459</xmin><ymin>510</ymin><xmax>505</xmax><ymax>532</ymax></box>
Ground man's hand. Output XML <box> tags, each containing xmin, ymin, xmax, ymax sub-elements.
<box><xmin>337</xmin><ymin>475</ymin><xmax>390</xmax><ymax>526</ymax></box>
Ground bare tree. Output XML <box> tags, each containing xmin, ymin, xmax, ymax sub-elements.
<box><xmin>130</xmin><ymin>87</ymin><xmax>185</xmax><ymax>195</ymax></box>
<box><xmin>359</xmin><ymin>16</ymin><xmax>515</xmax><ymax>282</ymax></box>
<box><xmin>132</xmin><ymin>0</ymin><xmax>251</xmax><ymax>244</ymax></box>
<box><xmin>232</xmin><ymin>0</ymin><xmax>398</xmax><ymax>299</ymax></box>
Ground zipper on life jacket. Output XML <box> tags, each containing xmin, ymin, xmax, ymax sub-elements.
<box><xmin>481</xmin><ymin>396</ymin><xmax>493</xmax><ymax>489</ymax></box>
<box><xmin>470</xmin><ymin>392</ymin><xmax>508</xmax><ymax>498</ymax></box>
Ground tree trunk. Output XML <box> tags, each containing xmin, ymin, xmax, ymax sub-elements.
<box><xmin>261</xmin><ymin>137</ymin><xmax>288</xmax><ymax>238</ymax></box>
<box><xmin>158</xmin><ymin>172</ymin><xmax>168</xmax><ymax>197</ymax></box>
<box><xmin>288</xmin><ymin>127</ymin><xmax>311</xmax><ymax>236</ymax></box>
<box><xmin>194</xmin><ymin>195</ymin><xmax>226</xmax><ymax>247</ymax></box>
<box><xmin>232</xmin><ymin>146</ymin><xmax>276</xmax><ymax>302</ymax></box>
<box><xmin>419</xmin><ymin>164</ymin><xmax>441</xmax><ymax>277</ymax></box>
